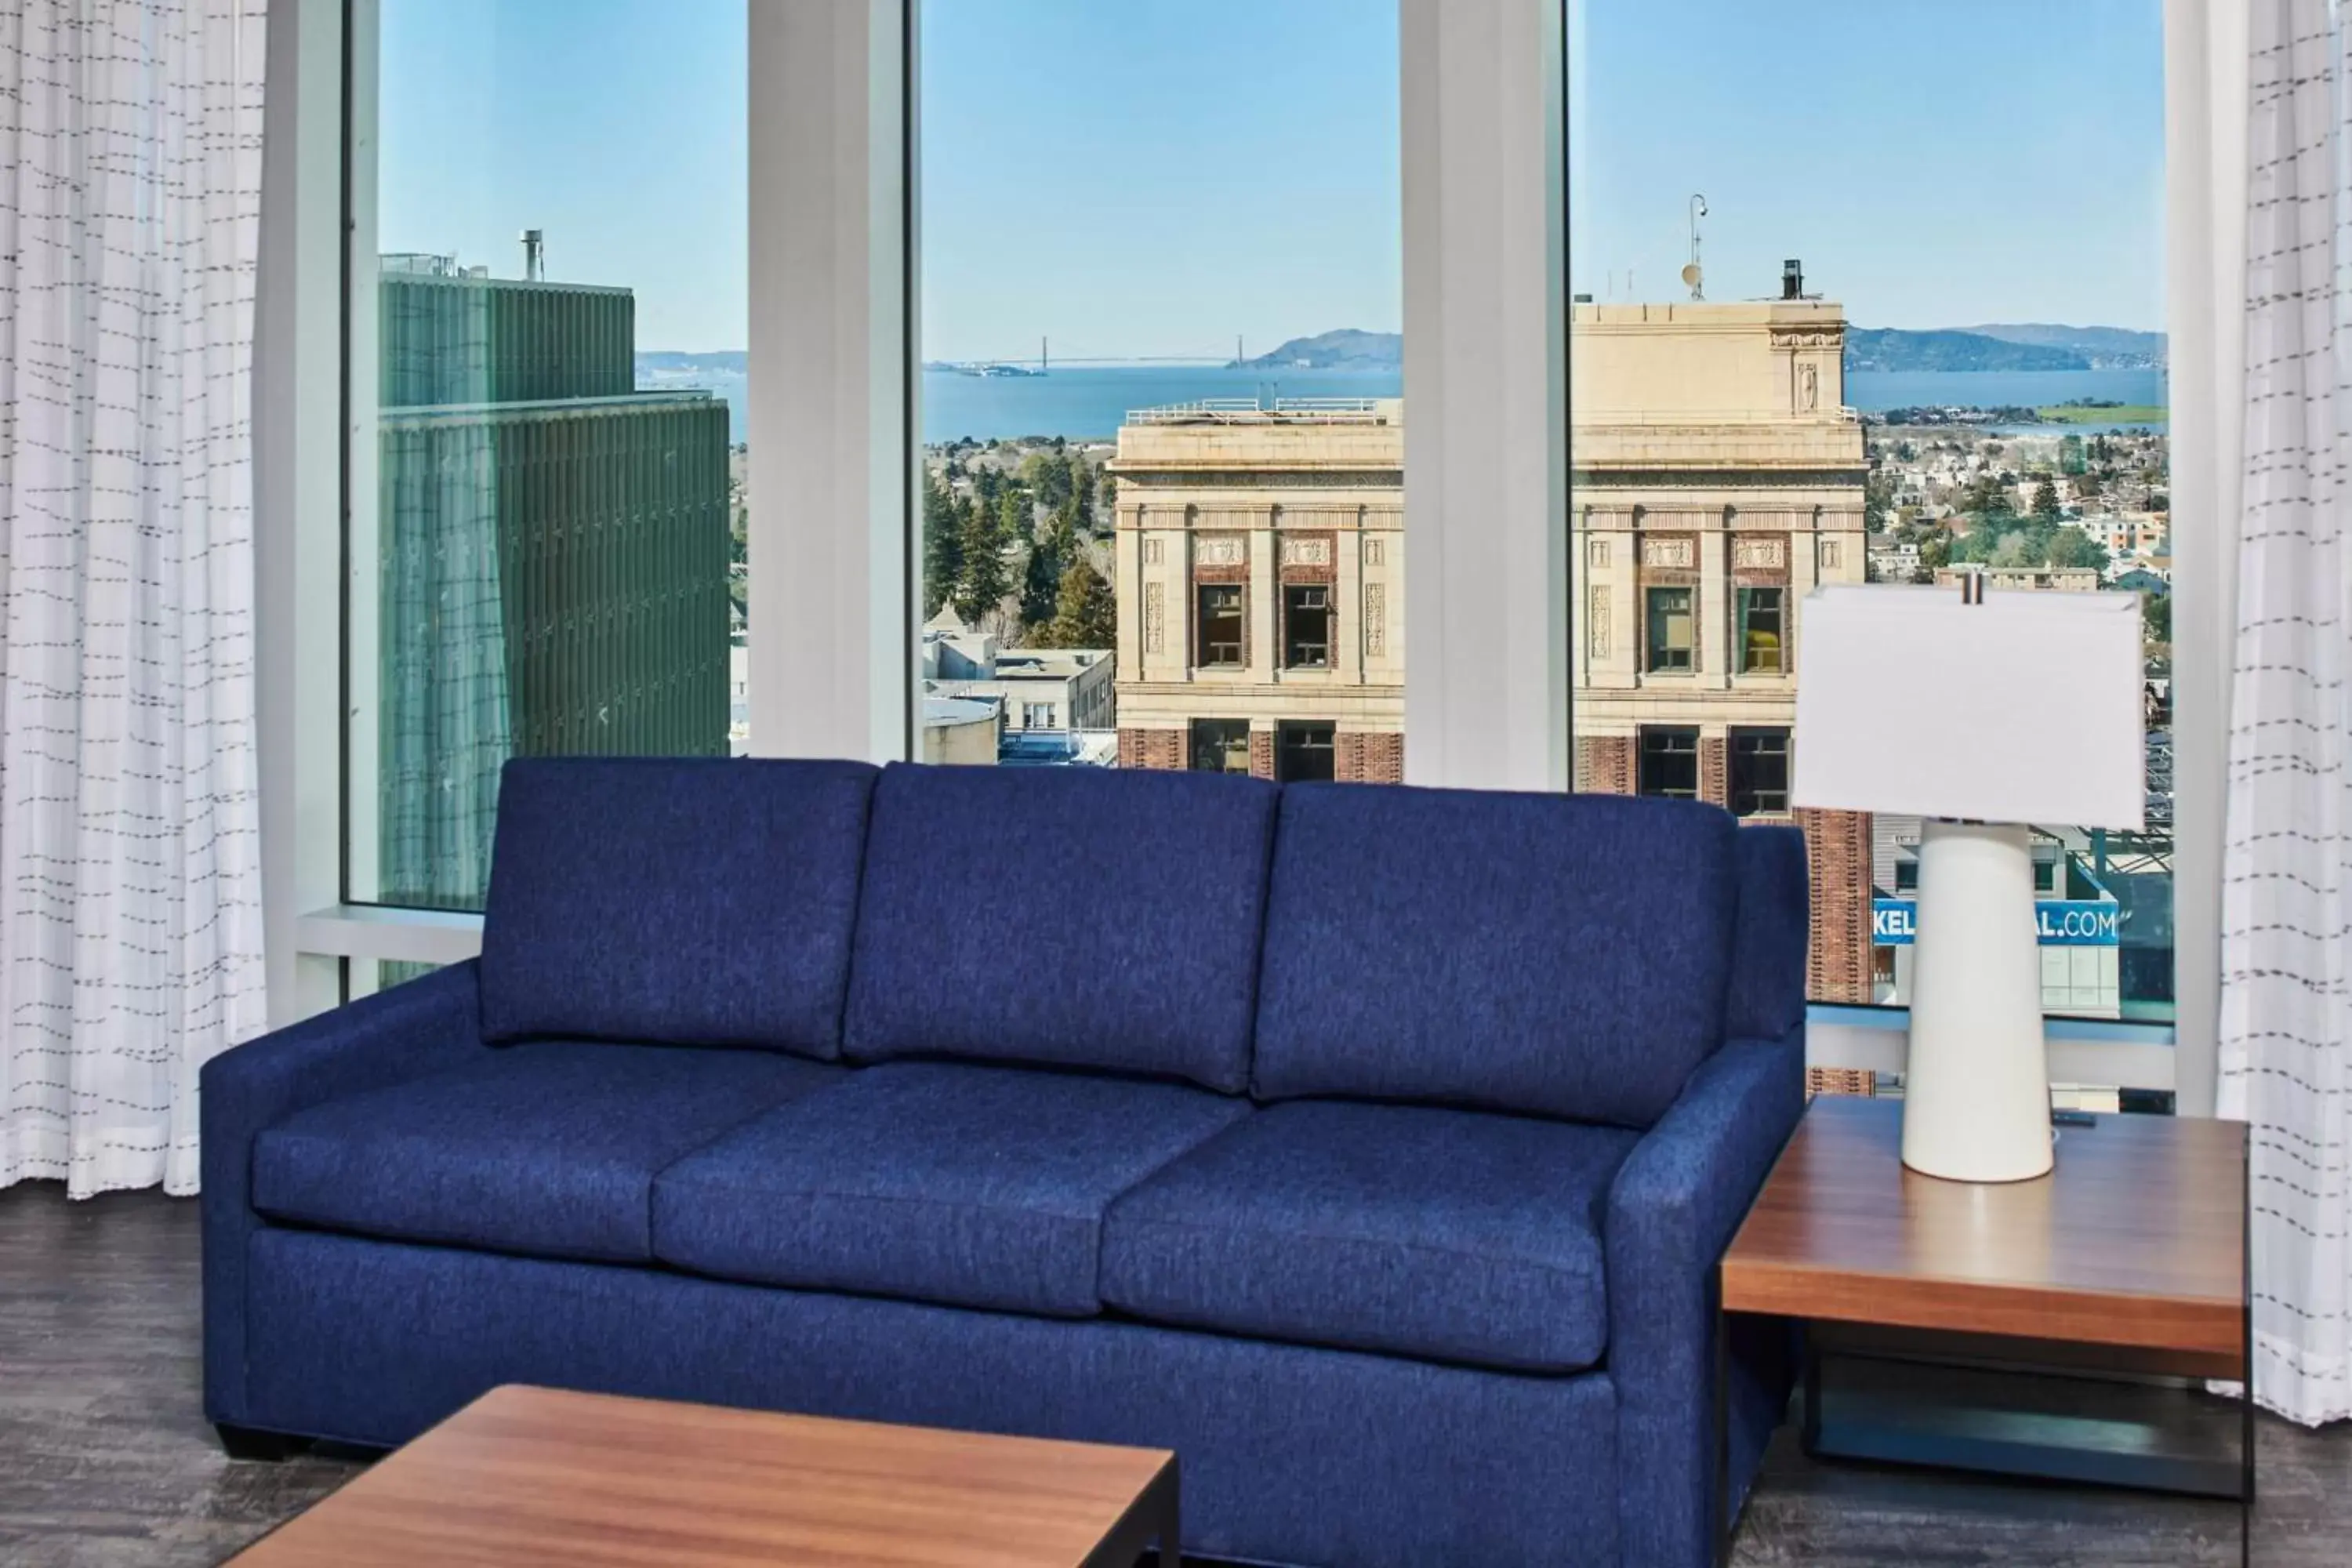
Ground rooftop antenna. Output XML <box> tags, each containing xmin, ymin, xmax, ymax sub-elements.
<box><xmin>521</xmin><ymin>227</ymin><xmax>544</xmax><ymax>281</ymax></box>
<box><xmin>1682</xmin><ymin>196</ymin><xmax>1707</xmax><ymax>301</ymax></box>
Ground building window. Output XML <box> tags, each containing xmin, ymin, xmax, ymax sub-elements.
<box><xmin>1197</xmin><ymin>585</ymin><xmax>1245</xmax><ymax>668</ymax></box>
<box><xmin>347</xmin><ymin>0</ymin><xmax>741</xmax><ymax>914</ymax></box>
<box><xmin>1730</xmin><ymin>728</ymin><xmax>1790</xmax><ymax>816</ymax></box>
<box><xmin>1737</xmin><ymin>586</ymin><xmax>1785</xmax><ymax>673</ymax></box>
<box><xmin>1189</xmin><ymin>719</ymin><xmax>1251</xmax><ymax>774</ymax></box>
<box><xmin>1276</xmin><ymin>721</ymin><xmax>1336</xmax><ymax>782</ymax></box>
<box><xmin>1636</xmin><ymin>727</ymin><xmax>1699</xmax><ymax>800</ymax></box>
<box><xmin>1645</xmin><ymin>586</ymin><xmax>1694</xmax><ymax>673</ymax></box>
<box><xmin>1283</xmin><ymin>584</ymin><xmax>1331</xmax><ymax>668</ymax></box>
<box><xmin>1023</xmin><ymin>702</ymin><xmax>1057</xmax><ymax>728</ymax></box>
<box><xmin>917</xmin><ymin>4</ymin><xmax>1402</xmax><ymax>775</ymax></box>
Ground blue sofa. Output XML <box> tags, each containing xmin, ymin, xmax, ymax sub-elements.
<box><xmin>202</xmin><ymin>758</ymin><xmax>1809</xmax><ymax>1568</ymax></box>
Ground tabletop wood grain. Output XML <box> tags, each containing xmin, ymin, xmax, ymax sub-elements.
<box><xmin>224</xmin><ymin>1385</ymin><xmax>1177</xmax><ymax>1568</ymax></box>
<box><xmin>1721</xmin><ymin>1097</ymin><xmax>2245</xmax><ymax>1370</ymax></box>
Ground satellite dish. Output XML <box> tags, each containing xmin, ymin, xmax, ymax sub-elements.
<box><xmin>1681</xmin><ymin>262</ymin><xmax>1703</xmax><ymax>289</ymax></box>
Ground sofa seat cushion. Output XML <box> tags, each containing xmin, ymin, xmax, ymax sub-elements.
<box><xmin>652</xmin><ymin>1062</ymin><xmax>1252</xmax><ymax>1317</ymax></box>
<box><xmin>252</xmin><ymin>1044</ymin><xmax>842</xmax><ymax>1263</ymax></box>
<box><xmin>1101</xmin><ymin>1100</ymin><xmax>1642</xmax><ymax>1374</ymax></box>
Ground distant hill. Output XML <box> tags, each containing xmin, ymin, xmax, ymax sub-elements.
<box><xmin>1233</xmin><ymin>328</ymin><xmax>1402</xmax><ymax>371</ymax></box>
<box><xmin>1962</xmin><ymin>324</ymin><xmax>2166</xmax><ymax>369</ymax></box>
<box><xmin>638</xmin><ymin>350</ymin><xmax>746</xmax><ymax>377</ymax></box>
<box><xmin>1844</xmin><ymin>328</ymin><xmax>2091</xmax><ymax>374</ymax></box>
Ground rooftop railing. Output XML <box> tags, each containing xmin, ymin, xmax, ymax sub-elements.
<box><xmin>1125</xmin><ymin>397</ymin><xmax>1390</xmax><ymax>426</ymax></box>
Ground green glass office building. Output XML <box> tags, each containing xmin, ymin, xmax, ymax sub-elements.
<box><xmin>375</xmin><ymin>262</ymin><xmax>730</xmax><ymax>909</ymax></box>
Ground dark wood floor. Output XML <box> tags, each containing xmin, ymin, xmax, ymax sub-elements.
<box><xmin>2</xmin><ymin>1181</ymin><xmax>2344</xmax><ymax>1566</ymax></box>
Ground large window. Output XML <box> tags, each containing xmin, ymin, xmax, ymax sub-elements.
<box><xmin>1284</xmin><ymin>586</ymin><xmax>1332</xmax><ymax>670</ymax></box>
<box><xmin>1197</xmin><ymin>586</ymin><xmax>1247</xmax><ymax>669</ymax></box>
<box><xmin>1189</xmin><ymin>719</ymin><xmax>1252</xmax><ymax>775</ymax></box>
<box><xmin>1736</xmin><ymin>587</ymin><xmax>1784</xmax><ymax>674</ymax></box>
<box><xmin>1566</xmin><ymin>1</ymin><xmax>2173</xmax><ymax>1042</ymax></box>
<box><xmin>916</xmin><ymin>0</ymin><xmax>1403</xmax><ymax>782</ymax></box>
<box><xmin>1645</xmin><ymin>586</ymin><xmax>1695</xmax><ymax>673</ymax></box>
<box><xmin>347</xmin><ymin>0</ymin><xmax>746</xmax><ymax>913</ymax></box>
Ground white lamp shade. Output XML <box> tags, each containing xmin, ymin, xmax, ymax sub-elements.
<box><xmin>1791</xmin><ymin>583</ymin><xmax>2146</xmax><ymax>829</ymax></box>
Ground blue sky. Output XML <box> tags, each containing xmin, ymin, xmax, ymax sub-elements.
<box><xmin>1569</xmin><ymin>0</ymin><xmax>2165</xmax><ymax>330</ymax></box>
<box><xmin>375</xmin><ymin>0</ymin><xmax>2165</xmax><ymax>355</ymax></box>
<box><xmin>376</xmin><ymin>0</ymin><xmax>749</xmax><ymax>351</ymax></box>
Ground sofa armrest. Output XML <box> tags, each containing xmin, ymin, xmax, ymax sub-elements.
<box><xmin>200</xmin><ymin>960</ymin><xmax>491</xmax><ymax>1427</ymax></box>
<box><xmin>1606</xmin><ymin>1027</ymin><xmax>1805</xmax><ymax>1568</ymax></box>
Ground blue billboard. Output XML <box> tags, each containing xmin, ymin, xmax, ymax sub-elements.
<box><xmin>1871</xmin><ymin>898</ymin><xmax>2122</xmax><ymax>948</ymax></box>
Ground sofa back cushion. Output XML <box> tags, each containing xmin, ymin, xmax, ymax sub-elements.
<box><xmin>479</xmin><ymin>757</ymin><xmax>877</xmax><ymax>1058</ymax></box>
<box><xmin>844</xmin><ymin>763</ymin><xmax>1277</xmax><ymax>1091</ymax></box>
<box><xmin>1251</xmin><ymin>784</ymin><xmax>1740</xmax><ymax>1128</ymax></box>
<box><xmin>1725</xmin><ymin>824</ymin><xmax>1810</xmax><ymax>1040</ymax></box>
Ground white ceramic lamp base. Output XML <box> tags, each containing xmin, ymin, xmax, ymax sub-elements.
<box><xmin>1901</xmin><ymin>820</ymin><xmax>2053</xmax><ymax>1182</ymax></box>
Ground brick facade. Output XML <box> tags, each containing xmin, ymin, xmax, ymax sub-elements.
<box><xmin>1249</xmin><ymin>729</ymin><xmax>1276</xmax><ymax>780</ymax></box>
<box><xmin>1575</xmin><ymin>735</ymin><xmax>1636</xmax><ymax>795</ymax></box>
<box><xmin>1335</xmin><ymin>730</ymin><xmax>1405</xmax><ymax>784</ymax></box>
<box><xmin>1116</xmin><ymin>727</ymin><xmax>1183</xmax><ymax>771</ymax></box>
<box><xmin>1806</xmin><ymin>1067</ymin><xmax>1876</xmax><ymax>1098</ymax></box>
<box><xmin>1699</xmin><ymin>736</ymin><xmax>1728</xmax><ymax>808</ymax></box>
<box><xmin>1795</xmin><ymin>805</ymin><xmax>1875</xmax><ymax>1005</ymax></box>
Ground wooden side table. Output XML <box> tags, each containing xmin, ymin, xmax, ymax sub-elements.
<box><xmin>1715</xmin><ymin>1095</ymin><xmax>2249</xmax><ymax>1568</ymax></box>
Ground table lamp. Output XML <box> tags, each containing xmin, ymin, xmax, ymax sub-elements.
<box><xmin>1791</xmin><ymin>579</ymin><xmax>2144</xmax><ymax>1182</ymax></box>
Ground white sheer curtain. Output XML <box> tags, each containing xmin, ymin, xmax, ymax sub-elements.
<box><xmin>0</xmin><ymin>0</ymin><xmax>269</xmax><ymax>1197</ymax></box>
<box><xmin>2221</xmin><ymin>0</ymin><xmax>2352</xmax><ymax>1428</ymax></box>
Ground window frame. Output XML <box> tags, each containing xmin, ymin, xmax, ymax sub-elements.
<box><xmin>1276</xmin><ymin>720</ymin><xmax>1338</xmax><ymax>784</ymax></box>
<box><xmin>1734</xmin><ymin>585</ymin><xmax>1785</xmax><ymax>674</ymax></box>
<box><xmin>1189</xmin><ymin>718</ymin><xmax>1251</xmax><ymax>775</ymax></box>
<box><xmin>256</xmin><ymin>0</ymin><xmax>2221</xmax><ymax>1102</ymax></box>
<box><xmin>1283</xmin><ymin>583</ymin><xmax>1333</xmax><ymax>670</ymax></box>
<box><xmin>1635</xmin><ymin>725</ymin><xmax>1700</xmax><ymax>800</ymax></box>
<box><xmin>1727</xmin><ymin>725</ymin><xmax>1790</xmax><ymax>817</ymax></box>
<box><xmin>1196</xmin><ymin>583</ymin><xmax>1247</xmax><ymax>670</ymax></box>
<box><xmin>1643</xmin><ymin>585</ymin><xmax>1694</xmax><ymax>673</ymax></box>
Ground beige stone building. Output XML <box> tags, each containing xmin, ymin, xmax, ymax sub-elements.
<box><xmin>1109</xmin><ymin>400</ymin><xmax>1404</xmax><ymax>782</ymax></box>
<box><xmin>1102</xmin><ymin>307</ymin><xmax>1875</xmax><ymax>1025</ymax></box>
<box><xmin>1566</xmin><ymin>299</ymin><xmax>1875</xmax><ymax>1007</ymax></box>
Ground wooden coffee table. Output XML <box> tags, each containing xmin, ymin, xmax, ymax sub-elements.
<box><xmin>1714</xmin><ymin>1094</ymin><xmax>2249</xmax><ymax>1567</ymax></box>
<box><xmin>226</xmin><ymin>1385</ymin><xmax>1180</xmax><ymax>1567</ymax></box>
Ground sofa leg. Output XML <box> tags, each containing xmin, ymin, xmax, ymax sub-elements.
<box><xmin>216</xmin><ymin>1423</ymin><xmax>302</xmax><ymax>1462</ymax></box>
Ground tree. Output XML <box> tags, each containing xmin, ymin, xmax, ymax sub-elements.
<box><xmin>921</xmin><ymin>470</ymin><xmax>964</xmax><ymax>615</ymax></box>
<box><xmin>2043</xmin><ymin>526</ymin><xmax>2110</xmax><ymax>575</ymax></box>
<box><xmin>1864</xmin><ymin>472</ymin><xmax>1896</xmax><ymax>533</ymax></box>
<box><xmin>1989</xmin><ymin>532</ymin><xmax>2038</xmax><ymax>569</ymax></box>
<box><xmin>1019</xmin><ymin>450</ymin><xmax>1075</xmax><ymax>512</ymax></box>
<box><xmin>1073</xmin><ymin>461</ymin><xmax>1097</xmax><ymax>532</ymax></box>
<box><xmin>953</xmin><ymin>490</ymin><xmax>1009</xmax><ymax>623</ymax></box>
<box><xmin>1019</xmin><ymin>509</ymin><xmax>1075</xmax><ymax>631</ymax></box>
<box><xmin>2142</xmin><ymin>590</ymin><xmax>2172</xmax><ymax>649</ymax></box>
<box><xmin>1045</xmin><ymin>557</ymin><xmax>1117</xmax><ymax>649</ymax></box>
<box><xmin>2031</xmin><ymin>478</ymin><xmax>2062</xmax><ymax>524</ymax></box>
<box><xmin>1098</xmin><ymin>473</ymin><xmax>1118</xmax><ymax>531</ymax></box>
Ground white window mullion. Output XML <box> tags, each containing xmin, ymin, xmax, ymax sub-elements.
<box><xmin>1399</xmin><ymin>0</ymin><xmax>1570</xmax><ymax>793</ymax></box>
<box><xmin>746</xmin><ymin>0</ymin><xmax>912</xmax><ymax>764</ymax></box>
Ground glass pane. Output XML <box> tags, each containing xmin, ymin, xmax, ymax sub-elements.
<box><xmin>917</xmin><ymin>1</ymin><xmax>1402</xmax><ymax>779</ymax></box>
<box><xmin>349</xmin><ymin>0</ymin><xmax>747</xmax><ymax>911</ymax></box>
<box><xmin>1566</xmin><ymin>0</ymin><xmax>2171</xmax><ymax>1038</ymax></box>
